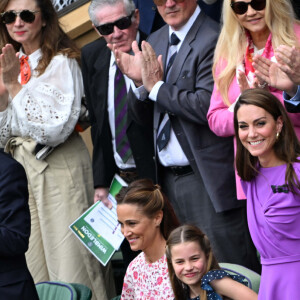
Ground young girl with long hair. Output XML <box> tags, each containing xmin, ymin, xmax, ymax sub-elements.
<box><xmin>166</xmin><ymin>225</ymin><xmax>258</xmax><ymax>300</ymax></box>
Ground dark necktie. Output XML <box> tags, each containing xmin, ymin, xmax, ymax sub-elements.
<box><xmin>157</xmin><ymin>33</ymin><xmax>180</xmax><ymax>152</ymax></box>
<box><xmin>114</xmin><ymin>66</ymin><xmax>132</xmax><ymax>162</ymax></box>
<box><xmin>165</xmin><ymin>32</ymin><xmax>181</xmax><ymax>76</ymax></box>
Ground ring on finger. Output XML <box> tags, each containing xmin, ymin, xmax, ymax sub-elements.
<box><xmin>258</xmin><ymin>81</ymin><xmax>268</xmax><ymax>89</ymax></box>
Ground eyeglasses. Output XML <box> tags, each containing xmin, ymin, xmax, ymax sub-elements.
<box><xmin>95</xmin><ymin>11</ymin><xmax>134</xmax><ymax>35</ymax></box>
<box><xmin>153</xmin><ymin>0</ymin><xmax>185</xmax><ymax>5</ymax></box>
<box><xmin>0</xmin><ymin>10</ymin><xmax>40</xmax><ymax>24</ymax></box>
<box><xmin>230</xmin><ymin>0</ymin><xmax>266</xmax><ymax>15</ymax></box>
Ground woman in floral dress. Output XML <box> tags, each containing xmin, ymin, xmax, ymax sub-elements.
<box><xmin>116</xmin><ymin>179</ymin><xmax>180</xmax><ymax>299</ymax></box>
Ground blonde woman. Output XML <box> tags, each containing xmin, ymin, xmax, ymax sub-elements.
<box><xmin>207</xmin><ymin>0</ymin><xmax>300</xmax><ymax>199</ymax></box>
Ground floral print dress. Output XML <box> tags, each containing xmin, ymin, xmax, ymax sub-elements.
<box><xmin>121</xmin><ymin>252</ymin><xmax>174</xmax><ymax>299</ymax></box>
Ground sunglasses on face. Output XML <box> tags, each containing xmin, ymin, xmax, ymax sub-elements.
<box><xmin>153</xmin><ymin>0</ymin><xmax>184</xmax><ymax>5</ymax></box>
<box><xmin>0</xmin><ymin>10</ymin><xmax>40</xmax><ymax>24</ymax></box>
<box><xmin>95</xmin><ymin>11</ymin><xmax>135</xmax><ymax>35</ymax></box>
<box><xmin>230</xmin><ymin>0</ymin><xmax>266</xmax><ymax>15</ymax></box>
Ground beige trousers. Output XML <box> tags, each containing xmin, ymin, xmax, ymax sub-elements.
<box><xmin>5</xmin><ymin>133</ymin><xmax>116</xmax><ymax>300</ymax></box>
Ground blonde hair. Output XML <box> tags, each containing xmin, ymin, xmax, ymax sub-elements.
<box><xmin>213</xmin><ymin>0</ymin><xmax>299</xmax><ymax>106</ymax></box>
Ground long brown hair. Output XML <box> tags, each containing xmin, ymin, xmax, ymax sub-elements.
<box><xmin>0</xmin><ymin>0</ymin><xmax>80</xmax><ymax>75</ymax></box>
<box><xmin>234</xmin><ymin>88</ymin><xmax>300</xmax><ymax>193</ymax></box>
<box><xmin>115</xmin><ymin>179</ymin><xmax>180</xmax><ymax>240</ymax></box>
<box><xmin>166</xmin><ymin>225</ymin><xmax>220</xmax><ymax>300</ymax></box>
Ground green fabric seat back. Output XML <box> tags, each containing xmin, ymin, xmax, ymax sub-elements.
<box><xmin>71</xmin><ymin>283</ymin><xmax>92</xmax><ymax>300</ymax></box>
<box><xmin>219</xmin><ymin>262</ymin><xmax>261</xmax><ymax>293</ymax></box>
<box><xmin>36</xmin><ymin>281</ymin><xmax>77</xmax><ymax>300</ymax></box>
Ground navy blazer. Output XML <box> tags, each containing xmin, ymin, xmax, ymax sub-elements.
<box><xmin>129</xmin><ymin>12</ymin><xmax>243</xmax><ymax>213</ymax></box>
<box><xmin>0</xmin><ymin>151</ymin><xmax>38</xmax><ymax>299</ymax></box>
<box><xmin>81</xmin><ymin>34</ymin><xmax>156</xmax><ymax>188</ymax></box>
<box><xmin>133</xmin><ymin>0</ymin><xmax>165</xmax><ymax>35</ymax></box>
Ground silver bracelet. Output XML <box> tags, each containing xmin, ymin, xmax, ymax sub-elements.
<box><xmin>258</xmin><ymin>81</ymin><xmax>268</xmax><ymax>89</ymax></box>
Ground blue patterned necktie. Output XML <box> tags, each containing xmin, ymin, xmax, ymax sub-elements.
<box><xmin>157</xmin><ymin>33</ymin><xmax>180</xmax><ymax>152</ymax></box>
<box><xmin>165</xmin><ymin>32</ymin><xmax>180</xmax><ymax>76</ymax></box>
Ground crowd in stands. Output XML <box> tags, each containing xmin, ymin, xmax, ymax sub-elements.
<box><xmin>1</xmin><ymin>0</ymin><xmax>300</xmax><ymax>299</ymax></box>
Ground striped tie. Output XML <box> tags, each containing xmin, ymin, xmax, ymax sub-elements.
<box><xmin>114</xmin><ymin>66</ymin><xmax>132</xmax><ymax>162</ymax></box>
<box><xmin>157</xmin><ymin>33</ymin><xmax>180</xmax><ymax>151</ymax></box>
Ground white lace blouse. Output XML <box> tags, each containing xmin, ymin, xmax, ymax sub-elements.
<box><xmin>0</xmin><ymin>49</ymin><xmax>82</xmax><ymax>148</ymax></box>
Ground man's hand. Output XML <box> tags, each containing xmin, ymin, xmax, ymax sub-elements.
<box><xmin>108</xmin><ymin>40</ymin><xmax>143</xmax><ymax>86</ymax></box>
<box><xmin>140</xmin><ymin>41</ymin><xmax>163</xmax><ymax>92</ymax></box>
<box><xmin>253</xmin><ymin>54</ymin><xmax>297</xmax><ymax>96</ymax></box>
<box><xmin>275</xmin><ymin>45</ymin><xmax>300</xmax><ymax>86</ymax></box>
<box><xmin>94</xmin><ymin>187</ymin><xmax>112</xmax><ymax>209</ymax></box>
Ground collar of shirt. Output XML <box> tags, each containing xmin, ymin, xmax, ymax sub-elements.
<box><xmin>19</xmin><ymin>48</ymin><xmax>42</xmax><ymax>71</ymax></box>
<box><xmin>168</xmin><ymin>5</ymin><xmax>200</xmax><ymax>50</ymax></box>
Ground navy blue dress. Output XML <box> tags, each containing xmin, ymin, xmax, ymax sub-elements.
<box><xmin>187</xmin><ymin>269</ymin><xmax>247</xmax><ymax>300</ymax></box>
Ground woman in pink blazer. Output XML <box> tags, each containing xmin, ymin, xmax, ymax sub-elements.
<box><xmin>207</xmin><ymin>0</ymin><xmax>300</xmax><ymax>199</ymax></box>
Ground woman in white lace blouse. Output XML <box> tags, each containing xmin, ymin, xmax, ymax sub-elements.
<box><xmin>0</xmin><ymin>0</ymin><xmax>115</xmax><ymax>299</ymax></box>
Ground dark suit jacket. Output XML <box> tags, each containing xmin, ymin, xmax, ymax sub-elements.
<box><xmin>197</xmin><ymin>0</ymin><xmax>223</xmax><ymax>23</ymax></box>
<box><xmin>129</xmin><ymin>12</ymin><xmax>242</xmax><ymax>213</ymax></box>
<box><xmin>133</xmin><ymin>0</ymin><xmax>165</xmax><ymax>35</ymax></box>
<box><xmin>81</xmin><ymin>35</ymin><xmax>155</xmax><ymax>188</ymax></box>
<box><xmin>284</xmin><ymin>89</ymin><xmax>300</xmax><ymax>112</ymax></box>
<box><xmin>0</xmin><ymin>151</ymin><xmax>38</xmax><ymax>299</ymax></box>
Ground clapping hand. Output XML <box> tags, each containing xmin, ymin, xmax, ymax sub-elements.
<box><xmin>0</xmin><ymin>44</ymin><xmax>20</xmax><ymax>86</ymax></box>
<box><xmin>275</xmin><ymin>45</ymin><xmax>300</xmax><ymax>86</ymax></box>
<box><xmin>0</xmin><ymin>44</ymin><xmax>21</xmax><ymax>99</ymax></box>
<box><xmin>140</xmin><ymin>41</ymin><xmax>163</xmax><ymax>92</ymax></box>
<box><xmin>253</xmin><ymin>54</ymin><xmax>297</xmax><ymax>96</ymax></box>
<box><xmin>108</xmin><ymin>40</ymin><xmax>143</xmax><ymax>86</ymax></box>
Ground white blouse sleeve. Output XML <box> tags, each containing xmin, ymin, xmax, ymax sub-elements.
<box><xmin>0</xmin><ymin>54</ymin><xmax>82</xmax><ymax>147</ymax></box>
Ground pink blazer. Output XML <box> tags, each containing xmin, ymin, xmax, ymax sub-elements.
<box><xmin>207</xmin><ymin>24</ymin><xmax>300</xmax><ymax>199</ymax></box>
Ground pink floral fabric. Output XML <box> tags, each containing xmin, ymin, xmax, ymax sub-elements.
<box><xmin>121</xmin><ymin>252</ymin><xmax>174</xmax><ymax>299</ymax></box>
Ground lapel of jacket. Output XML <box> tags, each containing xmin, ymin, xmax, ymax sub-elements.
<box><xmin>167</xmin><ymin>11</ymin><xmax>206</xmax><ymax>84</ymax></box>
<box><xmin>93</xmin><ymin>41</ymin><xmax>111</xmax><ymax>133</ymax></box>
<box><xmin>152</xmin><ymin>26</ymin><xmax>169</xmax><ymax>131</ymax></box>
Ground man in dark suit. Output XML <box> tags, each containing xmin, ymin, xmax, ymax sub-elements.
<box><xmin>82</xmin><ymin>0</ymin><xmax>155</xmax><ymax>266</ymax></box>
<box><xmin>115</xmin><ymin>0</ymin><xmax>260</xmax><ymax>272</ymax></box>
<box><xmin>0</xmin><ymin>151</ymin><xmax>39</xmax><ymax>299</ymax></box>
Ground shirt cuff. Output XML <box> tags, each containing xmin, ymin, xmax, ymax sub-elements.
<box><xmin>130</xmin><ymin>80</ymin><xmax>149</xmax><ymax>101</ymax></box>
<box><xmin>149</xmin><ymin>81</ymin><xmax>164</xmax><ymax>102</ymax></box>
<box><xmin>283</xmin><ymin>85</ymin><xmax>300</xmax><ymax>105</ymax></box>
